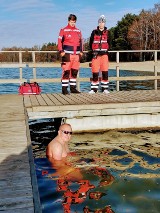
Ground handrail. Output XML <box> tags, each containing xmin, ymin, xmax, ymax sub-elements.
<box><xmin>0</xmin><ymin>50</ymin><xmax>160</xmax><ymax>91</ymax></box>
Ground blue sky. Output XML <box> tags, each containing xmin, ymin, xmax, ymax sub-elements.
<box><xmin>0</xmin><ymin>0</ymin><xmax>159</xmax><ymax>50</ymax></box>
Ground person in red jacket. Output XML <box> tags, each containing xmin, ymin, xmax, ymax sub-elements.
<box><xmin>58</xmin><ymin>14</ymin><xmax>83</xmax><ymax>95</ymax></box>
<box><xmin>89</xmin><ymin>15</ymin><xmax>110</xmax><ymax>94</ymax></box>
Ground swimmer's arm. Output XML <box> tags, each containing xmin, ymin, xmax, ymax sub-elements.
<box><xmin>65</xmin><ymin>142</ymin><xmax>70</xmax><ymax>153</ymax></box>
<box><xmin>46</xmin><ymin>143</ymin><xmax>63</xmax><ymax>160</ymax></box>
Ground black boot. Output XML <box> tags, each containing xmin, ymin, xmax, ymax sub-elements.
<box><xmin>62</xmin><ymin>86</ymin><xmax>69</xmax><ymax>95</ymax></box>
<box><xmin>70</xmin><ymin>85</ymin><xmax>81</xmax><ymax>93</ymax></box>
<box><xmin>101</xmin><ymin>87</ymin><xmax>105</xmax><ymax>92</ymax></box>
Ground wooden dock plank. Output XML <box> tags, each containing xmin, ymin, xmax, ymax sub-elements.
<box><xmin>28</xmin><ymin>104</ymin><xmax>160</xmax><ymax>120</ymax></box>
<box><xmin>0</xmin><ymin>197</ymin><xmax>34</xmax><ymax>211</ymax></box>
<box><xmin>93</xmin><ymin>93</ymin><xmax>127</xmax><ymax>103</ymax></box>
<box><xmin>82</xmin><ymin>93</ymin><xmax>110</xmax><ymax>103</ymax></box>
<box><xmin>0</xmin><ymin>207</ymin><xmax>34</xmax><ymax>213</ymax></box>
<box><xmin>40</xmin><ymin>94</ymin><xmax>55</xmax><ymax>106</ymax></box>
<box><xmin>30</xmin><ymin>99</ymin><xmax>160</xmax><ymax>113</ymax></box>
<box><xmin>58</xmin><ymin>93</ymin><xmax>77</xmax><ymax>105</ymax></box>
<box><xmin>0</xmin><ymin>94</ymin><xmax>40</xmax><ymax>212</ymax></box>
<box><xmin>36</xmin><ymin>94</ymin><xmax>47</xmax><ymax>106</ymax></box>
<box><xmin>51</xmin><ymin>93</ymin><xmax>71</xmax><ymax>105</ymax></box>
<box><xmin>29</xmin><ymin>95</ymin><xmax>40</xmax><ymax>106</ymax></box>
<box><xmin>23</xmin><ymin>95</ymin><xmax>32</xmax><ymax>108</ymax></box>
<box><xmin>72</xmin><ymin>93</ymin><xmax>104</xmax><ymax>104</ymax></box>
<box><xmin>0</xmin><ymin>95</ymin><xmax>25</xmax><ymax>122</ymax></box>
<box><xmin>47</xmin><ymin>93</ymin><xmax>63</xmax><ymax>105</ymax></box>
<box><xmin>65</xmin><ymin>93</ymin><xmax>91</xmax><ymax>104</ymax></box>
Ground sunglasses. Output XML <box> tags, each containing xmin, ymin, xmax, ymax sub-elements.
<box><xmin>61</xmin><ymin>130</ymin><xmax>72</xmax><ymax>135</ymax></box>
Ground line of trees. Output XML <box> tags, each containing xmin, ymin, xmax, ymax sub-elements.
<box><xmin>0</xmin><ymin>3</ymin><xmax>159</xmax><ymax>63</ymax></box>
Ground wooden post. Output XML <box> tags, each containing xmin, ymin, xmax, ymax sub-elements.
<box><xmin>154</xmin><ymin>50</ymin><xmax>157</xmax><ymax>62</ymax></box>
<box><xmin>77</xmin><ymin>72</ymin><xmax>80</xmax><ymax>91</ymax></box>
<box><xmin>116</xmin><ymin>66</ymin><xmax>120</xmax><ymax>91</ymax></box>
<box><xmin>154</xmin><ymin>65</ymin><xmax>157</xmax><ymax>90</ymax></box>
<box><xmin>116</xmin><ymin>51</ymin><xmax>119</xmax><ymax>63</ymax></box>
<box><xmin>19</xmin><ymin>51</ymin><xmax>23</xmax><ymax>81</ymax></box>
<box><xmin>116</xmin><ymin>51</ymin><xmax>120</xmax><ymax>91</ymax></box>
<box><xmin>32</xmin><ymin>52</ymin><xmax>37</xmax><ymax>80</ymax></box>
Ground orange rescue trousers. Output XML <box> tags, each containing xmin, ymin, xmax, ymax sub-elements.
<box><xmin>61</xmin><ymin>54</ymin><xmax>80</xmax><ymax>94</ymax></box>
<box><xmin>90</xmin><ymin>54</ymin><xmax>109</xmax><ymax>92</ymax></box>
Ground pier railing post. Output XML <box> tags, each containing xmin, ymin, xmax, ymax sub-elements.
<box><xmin>77</xmin><ymin>72</ymin><xmax>80</xmax><ymax>91</ymax></box>
<box><xmin>19</xmin><ymin>51</ymin><xmax>23</xmax><ymax>81</ymax></box>
<box><xmin>116</xmin><ymin>51</ymin><xmax>119</xmax><ymax>63</ymax></box>
<box><xmin>154</xmin><ymin>50</ymin><xmax>157</xmax><ymax>62</ymax></box>
<box><xmin>116</xmin><ymin>66</ymin><xmax>120</xmax><ymax>91</ymax></box>
<box><xmin>32</xmin><ymin>51</ymin><xmax>37</xmax><ymax>80</ymax></box>
<box><xmin>154</xmin><ymin>50</ymin><xmax>158</xmax><ymax>90</ymax></box>
<box><xmin>154</xmin><ymin>65</ymin><xmax>157</xmax><ymax>90</ymax></box>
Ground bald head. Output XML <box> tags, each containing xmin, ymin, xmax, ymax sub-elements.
<box><xmin>59</xmin><ymin>123</ymin><xmax>72</xmax><ymax>131</ymax></box>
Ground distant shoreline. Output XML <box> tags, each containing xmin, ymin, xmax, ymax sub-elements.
<box><xmin>54</xmin><ymin>61</ymin><xmax>160</xmax><ymax>72</ymax></box>
<box><xmin>0</xmin><ymin>60</ymin><xmax>159</xmax><ymax>72</ymax></box>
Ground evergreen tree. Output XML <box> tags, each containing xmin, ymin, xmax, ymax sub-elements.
<box><xmin>109</xmin><ymin>13</ymin><xmax>138</xmax><ymax>51</ymax></box>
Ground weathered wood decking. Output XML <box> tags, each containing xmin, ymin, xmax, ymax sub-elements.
<box><xmin>24</xmin><ymin>90</ymin><xmax>160</xmax><ymax>132</ymax></box>
<box><xmin>25</xmin><ymin>90</ymin><xmax>160</xmax><ymax>117</ymax></box>
<box><xmin>1</xmin><ymin>90</ymin><xmax>160</xmax><ymax>212</ymax></box>
<box><xmin>0</xmin><ymin>95</ymin><xmax>41</xmax><ymax>212</ymax></box>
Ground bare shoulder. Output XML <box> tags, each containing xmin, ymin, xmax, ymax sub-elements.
<box><xmin>48</xmin><ymin>139</ymin><xmax>62</xmax><ymax>150</ymax></box>
<box><xmin>46</xmin><ymin>138</ymin><xmax>63</xmax><ymax>157</ymax></box>
<box><xmin>46</xmin><ymin>140</ymin><xmax>64</xmax><ymax>160</ymax></box>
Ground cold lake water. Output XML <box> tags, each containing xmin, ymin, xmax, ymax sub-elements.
<box><xmin>0</xmin><ymin>67</ymin><xmax>158</xmax><ymax>94</ymax></box>
<box><xmin>30</xmin><ymin>119</ymin><xmax>160</xmax><ymax>213</ymax></box>
<box><xmin>1</xmin><ymin>67</ymin><xmax>160</xmax><ymax>212</ymax></box>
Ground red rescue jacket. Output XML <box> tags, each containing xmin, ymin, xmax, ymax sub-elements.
<box><xmin>58</xmin><ymin>24</ymin><xmax>83</xmax><ymax>54</ymax></box>
<box><xmin>89</xmin><ymin>27</ymin><xmax>109</xmax><ymax>53</ymax></box>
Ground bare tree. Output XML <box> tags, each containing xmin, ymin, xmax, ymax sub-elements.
<box><xmin>128</xmin><ymin>4</ymin><xmax>160</xmax><ymax>60</ymax></box>
<box><xmin>150</xmin><ymin>4</ymin><xmax>160</xmax><ymax>50</ymax></box>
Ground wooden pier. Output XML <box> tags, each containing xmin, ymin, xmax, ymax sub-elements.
<box><xmin>1</xmin><ymin>90</ymin><xmax>160</xmax><ymax>212</ymax></box>
<box><xmin>25</xmin><ymin>90</ymin><xmax>160</xmax><ymax>132</ymax></box>
<box><xmin>0</xmin><ymin>95</ymin><xmax>41</xmax><ymax>212</ymax></box>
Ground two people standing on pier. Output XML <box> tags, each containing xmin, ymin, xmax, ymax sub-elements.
<box><xmin>58</xmin><ymin>14</ymin><xmax>109</xmax><ymax>95</ymax></box>
<box><xmin>58</xmin><ymin>14</ymin><xmax>83</xmax><ymax>95</ymax></box>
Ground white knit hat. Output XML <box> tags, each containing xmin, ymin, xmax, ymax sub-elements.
<box><xmin>98</xmin><ymin>15</ymin><xmax>106</xmax><ymax>24</ymax></box>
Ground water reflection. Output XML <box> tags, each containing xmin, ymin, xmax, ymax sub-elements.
<box><xmin>39</xmin><ymin>157</ymin><xmax>115</xmax><ymax>213</ymax></box>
